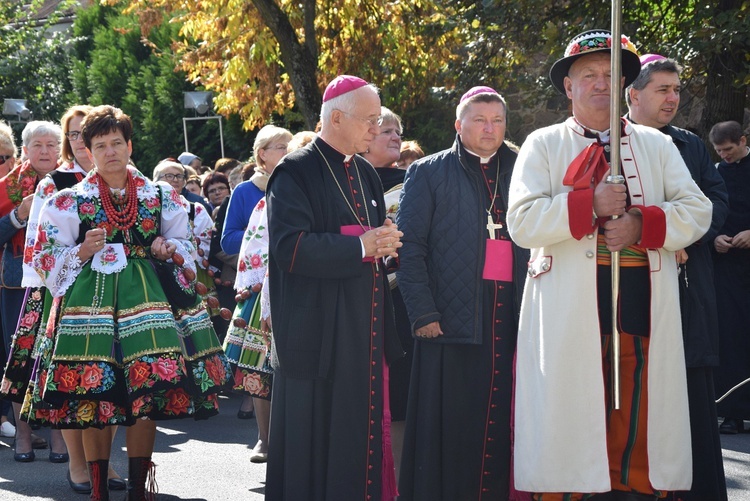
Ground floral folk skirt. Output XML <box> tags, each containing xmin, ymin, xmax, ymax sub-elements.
<box><xmin>1</xmin><ymin>287</ymin><xmax>47</xmax><ymax>403</ymax></box>
<box><xmin>221</xmin><ymin>291</ymin><xmax>273</xmax><ymax>400</ymax></box>
<box><xmin>40</xmin><ymin>260</ymin><xmax>232</xmax><ymax>429</ymax></box>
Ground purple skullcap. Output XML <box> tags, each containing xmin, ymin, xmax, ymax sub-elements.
<box><xmin>460</xmin><ymin>86</ymin><xmax>499</xmax><ymax>103</ymax></box>
<box><xmin>640</xmin><ymin>54</ymin><xmax>666</xmax><ymax>66</ymax></box>
<box><xmin>322</xmin><ymin>75</ymin><xmax>369</xmax><ymax>102</ymax></box>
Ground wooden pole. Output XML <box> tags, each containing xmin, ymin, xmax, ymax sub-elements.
<box><xmin>609</xmin><ymin>5</ymin><xmax>624</xmax><ymax>411</ymax></box>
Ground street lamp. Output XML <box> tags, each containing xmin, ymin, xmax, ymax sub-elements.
<box><xmin>2</xmin><ymin>99</ymin><xmax>32</xmax><ymax>123</ymax></box>
<box><xmin>184</xmin><ymin>91</ymin><xmax>213</xmax><ymax>116</ymax></box>
<box><xmin>183</xmin><ymin>91</ymin><xmax>224</xmax><ymax>157</ymax></box>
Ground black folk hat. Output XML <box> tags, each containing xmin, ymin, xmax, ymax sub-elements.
<box><xmin>549</xmin><ymin>30</ymin><xmax>641</xmax><ymax>95</ymax></box>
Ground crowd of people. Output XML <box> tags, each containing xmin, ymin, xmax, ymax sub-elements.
<box><xmin>1</xmin><ymin>27</ymin><xmax>749</xmax><ymax>501</ymax></box>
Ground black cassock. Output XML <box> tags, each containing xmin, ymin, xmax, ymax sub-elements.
<box><xmin>714</xmin><ymin>153</ymin><xmax>750</xmax><ymax>420</ymax></box>
<box><xmin>266</xmin><ymin>137</ymin><xmax>402</xmax><ymax>501</ymax></box>
<box><xmin>398</xmin><ymin>151</ymin><xmax>518</xmax><ymax>501</ymax></box>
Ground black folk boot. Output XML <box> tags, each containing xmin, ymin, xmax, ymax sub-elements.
<box><xmin>87</xmin><ymin>459</ymin><xmax>110</xmax><ymax>501</ymax></box>
<box><xmin>126</xmin><ymin>456</ymin><xmax>157</xmax><ymax>501</ymax></box>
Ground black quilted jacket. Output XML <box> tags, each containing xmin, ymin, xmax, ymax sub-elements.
<box><xmin>396</xmin><ymin>135</ymin><xmax>528</xmax><ymax>344</ymax></box>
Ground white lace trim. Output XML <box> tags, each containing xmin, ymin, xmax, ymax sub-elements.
<box><xmin>235</xmin><ymin>267</ymin><xmax>266</xmax><ymax>291</ymax></box>
<box><xmin>51</xmin><ymin>246</ymin><xmax>84</xmax><ymax>298</ymax></box>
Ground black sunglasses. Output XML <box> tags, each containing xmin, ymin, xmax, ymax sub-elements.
<box><xmin>0</xmin><ymin>155</ymin><xmax>13</xmax><ymax>164</ymax></box>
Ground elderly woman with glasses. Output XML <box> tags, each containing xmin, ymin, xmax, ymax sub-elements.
<box><xmin>153</xmin><ymin>159</ymin><xmax>210</xmax><ymax>212</ymax></box>
<box><xmin>0</xmin><ymin>120</ymin><xmax>66</xmax><ymax>464</ymax></box>
<box><xmin>153</xmin><ymin>159</ymin><xmax>217</xmax><ymax>310</ymax></box>
<box><xmin>363</xmin><ymin>106</ymin><xmax>405</xmax><ymax>191</ymax></box>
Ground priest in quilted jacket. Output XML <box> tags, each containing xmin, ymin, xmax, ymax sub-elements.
<box><xmin>396</xmin><ymin>86</ymin><xmax>528</xmax><ymax>500</ymax></box>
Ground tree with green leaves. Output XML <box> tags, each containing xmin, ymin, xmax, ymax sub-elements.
<box><xmin>0</xmin><ymin>0</ymin><xmax>78</xmax><ymax>130</ymax></box>
<box><xmin>69</xmin><ymin>2</ymin><xmax>254</xmax><ymax>174</ymax></box>
<box><xmin>457</xmin><ymin>0</ymin><xmax>750</xmax><ymax>141</ymax></box>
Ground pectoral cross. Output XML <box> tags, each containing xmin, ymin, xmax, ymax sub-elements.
<box><xmin>486</xmin><ymin>214</ymin><xmax>503</xmax><ymax>239</ymax></box>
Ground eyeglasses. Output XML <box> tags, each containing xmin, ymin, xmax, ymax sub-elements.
<box><xmin>338</xmin><ymin>110</ymin><xmax>382</xmax><ymax>128</ymax></box>
<box><xmin>65</xmin><ymin>131</ymin><xmax>82</xmax><ymax>141</ymax></box>
<box><xmin>160</xmin><ymin>173</ymin><xmax>186</xmax><ymax>182</ymax></box>
<box><xmin>0</xmin><ymin>155</ymin><xmax>13</xmax><ymax>164</ymax></box>
<box><xmin>207</xmin><ymin>185</ymin><xmax>229</xmax><ymax>196</ymax></box>
<box><xmin>264</xmin><ymin>144</ymin><xmax>289</xmax><ymax>151</ymax></box>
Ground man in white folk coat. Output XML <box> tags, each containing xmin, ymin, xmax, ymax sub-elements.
<box><xmin>507</xmin><ymin>30</ymin><xmax>712</xmax><ymax>501</ymax></box>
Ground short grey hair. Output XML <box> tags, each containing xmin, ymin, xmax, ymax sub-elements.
<box><xmin>320</xmin><ymin>83</ymin><xmax>380</xmax><ymax>126</ymax></box>
<box><xmin>626</xmin><ymin>58</ymin><xmax>683</xmax><ymax>106</ymax></box>
<box><xmin>380</xmin><ymin>106</ymin><xmax>402</xmax><ymax>133</ymax></box>
<box><xmin>21</xmin><ymin>120</ymin><xmax>62</xmax><ymax>147</ymax></box>
<box><xmin>152</xmin><ymin>160</ymin><xmax>186</xmax><ymax>183</ymax></box>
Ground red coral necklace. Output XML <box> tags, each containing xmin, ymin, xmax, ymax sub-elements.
<box><xmin>97</xmin><ymin>170</ymin><xmax>138</xmax><ymax>232</ymax></box>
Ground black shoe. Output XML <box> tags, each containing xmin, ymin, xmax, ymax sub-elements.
<box><xmin>720</xmin><ymin>417</ymin><xmax>743</xmax><ymax>434</ymax></box>
<box><xmin>108</xmin><ymin>478</ymin><xmax>127</xmax><ymax>491</ymax></box>
<box><xmin>67</xmin><ymin>470</ymin><xmax>92</xmax><ymax>494</ymax></box>
<box><xmin>237</xmin><ymin>409</ymin><xmax>255</xmax><ymax>419</ymax></box>
<box><xmin>49</xmin><ymin>451</ymin><xmax>70</xmax><ymax>463</ymax></box>
<box><xmin>14</xmin><ymin>450</ymin><xmax>35</xmax><ymax>462</ymax></box>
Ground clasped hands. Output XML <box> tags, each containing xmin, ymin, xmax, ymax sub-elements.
<box><xmin>360</xmin><ymin>218</ymin><xmax>403</xmax><ymax>259</ymax></box>
<box><xmin>151</xmin><ymin>236</ymin><xmax>177</xmax><ymax>261</ymax></box>
<box><xmin>593</xmin><ymin>179</ymin><xmax>642</xmax><ymax>252</ymax></box>
<box><xmin>714</xmin><ymin>230</ymin><xmax>750</xmax><ymax>253</ymax></box>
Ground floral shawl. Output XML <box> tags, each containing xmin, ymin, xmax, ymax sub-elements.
<box><xmin>0</xmin><ymin>160</ymin><xmax>42</xmax><ymax>255</ymax></box>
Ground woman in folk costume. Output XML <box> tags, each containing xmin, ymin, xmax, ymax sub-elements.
<box><xmin>224</xmin><ymin>196</ymin><xmax>274</xmax><ymax>463</ymax></box>
<box><xmin>0</xmin><ymin>120</ymin><xmax>68</xmax><ymax>462</ymax></box>
<box><xmin>221</xmin><ymin>125</ymin><xmax>291</xmax><ymax>427</ymax></box>
<box><xmin>152</xmin><ymin>160</ymin><xmax>219</xmax><ymax>317</ymax></box>
<box><xmin>32</xmin><ymin>105</ymin><xmax>231</xmax><ymax>501</ymax></box>
<box><xmin>1</xmin><ymin>106</ymin><xmax>128</xmax><ymax>493</ymax></box>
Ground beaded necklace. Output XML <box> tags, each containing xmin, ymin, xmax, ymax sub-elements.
<box><xmin>97</xmin><ymin>170</ymin><xmax>138</xmax><ymax>233</ymax></box>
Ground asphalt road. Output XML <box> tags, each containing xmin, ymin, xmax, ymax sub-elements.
<box><xmin>0</xmin><ymin>396</ymin><xmax>748</xmax><ymax>500</ymax></box>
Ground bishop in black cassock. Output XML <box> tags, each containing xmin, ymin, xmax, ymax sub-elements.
<box><xmin>396</xmin><ymin>87</ymin><xmax>527</xmax><ymax>500</ymax></box>
<box><xmin>265</xmin><ymin>76</ymin><xmax>403</xmax><ymax>501</ymax></box>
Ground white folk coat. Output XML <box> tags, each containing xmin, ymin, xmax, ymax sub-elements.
<box><xmin>507</xmin><ymin>118</ymin><xmax>712</xmax><ymax>493</ymax></box>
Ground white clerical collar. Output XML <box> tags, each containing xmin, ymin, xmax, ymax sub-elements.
<box><xmin>463</xmin><ymin>147</ymin><xmax>493</xmax><ymax>164</ymax></box>
<box><xmin>344</xmin><ymin>154</ymin><xmax>354</xmax><ymax>162</ymax></box>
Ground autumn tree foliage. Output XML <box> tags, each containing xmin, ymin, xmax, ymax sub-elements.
<box><xmin>115</xmin><ymin>0</ymin><xmax>469</xmax><ymax>131</ymax></box>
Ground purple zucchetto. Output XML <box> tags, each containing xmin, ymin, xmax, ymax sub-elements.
<box><xmin>322</xmin><ymin>75</ymin><xmax>369</xmax><ymax>102</ymax></box>
<box><xmin>460</xmin><ymin>86</ymin><xmax>499</xmax><ymax>103</ymax></box>
<box><xmin>640</xmin><ymin>53</ymin><xmax>667</xmax><ymax>66</ymax></box>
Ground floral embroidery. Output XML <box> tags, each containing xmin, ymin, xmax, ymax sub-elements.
<box><xmin>192</xmin><ymin>353</ymin><xmax>232</xmax><ymax>393</ymax></box>
<box><xmin>234</xmin><ymin>369</ymin><xmax>272</xmax><ymax>398</ymax></box>
<box><xmin>19</xmin><ymin>310</ymin><xmax>40</xmax><ymax>329</ymax></box>
<box><xmin>47</xmin><ymin>361</ymin><xmax>117</xmax><ymax>395</ymax></box>
<box><xmin>81</xmin><ymin>365</ymin><xmax>105</xmax><ymax>391</ymax></box>
<box><xmin>129</xmin><ymin>360</ymin><xmax>153</xmax><ymax>390</ymax></box>
<box><xmin>126</xmin><ymin>353</ymin><xmax>187</xmax><ymax>394</ymax></box>
<box><xmin>163</xmin><ymin>388</ymin><xmax>191</xmax><ymax>415</ymax></box>
<box><xmin>79</xmin><ymin>201</ymin><xmax>96</xmax><ymax>216</ymax></box>
<box><xmin>151</xmin><ymin>358</ymin><xmax>180</xmax><ymax>382</ymax></box>
<box><xmin>54</xmin><ymin>193</ymin><xmax>76</xmax><ymax>212</ymax></box>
